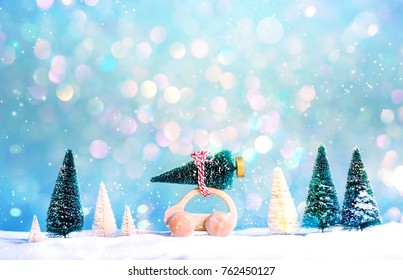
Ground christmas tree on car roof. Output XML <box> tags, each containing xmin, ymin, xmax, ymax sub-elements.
<box><xmin>150</xmin><ymin>149</ymin><xmax>244</xmax><ymax>190</ymax></box>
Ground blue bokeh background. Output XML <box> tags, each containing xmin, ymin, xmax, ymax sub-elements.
<box><xmin>0</xmin><ymin>0</ymin><xmax>402</xmax><ymax>232</ymax></box>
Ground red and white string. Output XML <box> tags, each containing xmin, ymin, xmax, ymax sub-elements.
<box><xmin>191</xmin><ymin>150</ymin><xmax>214</xmax><ymax>197</ymax></box>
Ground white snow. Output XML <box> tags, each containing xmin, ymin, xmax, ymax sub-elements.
<box><xmin>1</xmin><ymin>222</ymin><xmax>403</xmax><ymax>260</ymax></box>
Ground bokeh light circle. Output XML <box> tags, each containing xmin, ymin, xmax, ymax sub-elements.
<box><xmin>381</xmin><ymin>109</ymin><xmax>395</xmax><ymax>123</ymax></box>
<box><xmin>256</xmin><ymin>17</ymin><xmax>284</xmax><ymax>44</ymax></box>
<box><xmin>34</xmin><ymin>39</ymin><xmax>51</xmax><ymax>60</ymax></box>
<box><xmin>121</xmin><ymin>80</ymin><xmax>138</xmax><ymax>98</ymax></box>
<box><xmin>141</xmin><ymin>80</ymin><xmax>157</xmax><ymax>98</ymax></box>
<box><xmin>305</xmin><ymin>6</ymin><xmax>316</xmax><ymax>17</ymax></box>
<box><xmin>150</xmin><ymin>26</ymin><xmax>167</xmax><ymax>44</ymax></box>
<box><xmin>205</xmin><ymin>66</ymin><xmax>222</xmax><ymax>83</ymax></box>
<box><xmin>164</xmin><ymin>122</ymin><xmax>181</xmax><ymax>141</ymax></box>
<box><xmin>36</xmin><ymin>0</ymin><xmax>54</xmax><ymax>10</ymax></box>
<box><xmin>56</xmin><ymin>83</ymin><xmax>74</xmax><ymax>102</ymax></box>
<box><xmin>84</xmin><ymin>0</ymin><xmax>99</xmax><ymax>7</ymax></box>
<box><xmin>352</xmin><ymin>12</ymin><xmax>378</xmax><ymax>38</ymax></box>
<box><xmin>255</xmin><ymin>135</ymin><xmax>273</xmax><ymax>154</ymax></box>
<box><xmin>169</xmin><ymin>42</ymin><xmax>186</xmax><ymax>59</ymax></box>
<box><xmin>211</xmin><ymin>96</ymin><xmax>227</xmax><ymax>113</ymax></box>
<box><xmin>191</xmin><ymin>39</ymin><xmax>209</xmax><ymax>59</ymax></box>
<box><xmin>90</xmin><ymin>140</ymin><xmax>109</xmax><ymax>159</ymax></box>
<box><xmin>10</xmin><ymin>208</ymin><xmax>22</xmax><ymax>217</ymax></box>
<box><xmin>163</xmin><ymin>86</ymin><xmax>181</xmax><ymax>104</ymax></box>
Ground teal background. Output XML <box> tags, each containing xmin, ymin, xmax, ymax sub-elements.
<box><xmin>0</xmin><ymin>0</ymin><xmax>402</xmax><ymax>232</ymax></box>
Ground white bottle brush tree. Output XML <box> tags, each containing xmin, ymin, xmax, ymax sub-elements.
<box><xmin>28</xmin><ymin>215</ymin><xmax>43</xmax><ymax>243</ymax></box>
<box><xmin>92</xmin><ymin>182</ymin><xmax>117</xmax><ymax>237</ymax></box>
<box><xmin>268</xmin><ymin>167</ymin><xmax>299</xmax><ymax>233</ymax></box>
<box><xmin>121</xmin><ymin>205</ymin><xmax>135</xmax><ymax>236</ymax></box>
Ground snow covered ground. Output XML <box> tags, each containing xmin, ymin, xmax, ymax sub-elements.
<box><xmin>1</xmin><ymin>222</ymin><xmax>403</xmax><ymax>260</ymax></box>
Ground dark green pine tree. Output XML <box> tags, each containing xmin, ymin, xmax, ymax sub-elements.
<box><xmin>47</xmin><ymin>149</ymin><xmax>84</xmax><ymax>237</ymax></box>
<box><xmin>150</xmin><ymin>150</ymin><xmax>238</xmax><ymax>190</ymax></box>
<box><xmin>302</xmin><ymin>145</ymin><xmax>341</xmax><ymax>231</ymax></box>
<box><xmin>341</xmin><ymin>147</ymin><xmax>382</xmax><ymax>230</ymax></box>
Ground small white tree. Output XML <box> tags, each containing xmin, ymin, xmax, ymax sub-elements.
<box><xmin>121</xmin><ymin>205</ymin><xmax>135</xmax><ymax>236</ymax></box>
<box><xmin>92</xmin><ymin>182</ymin><xmax>117</xmax><ymax>237</ymax></box>
<box><xmin>268</xmin><ymin>167</ymin><xmax>299</xmax><ymax>233</ymax></box>
<box><xmin>28</xmin><ymin>215</ymin><xmax>42</xmax><ymax>243</ymax></box>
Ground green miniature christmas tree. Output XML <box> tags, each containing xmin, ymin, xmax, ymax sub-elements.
<box><xmin>150</xmin><ymin>150</ymin><xmax>242</xmax><ymax>190</ymax></box>
<box><xmin>302</xmin><ymin>145</ymin><xmax>341</xmax><ymax>231</ymax></box>
<box><xmin>46</xmin><ymin>149</ymin><xmax>84</xmax><ymax>237</ymax></box>
<box><xmin>341</xmin><ymin>147</ymin><xmax>382</xmax><ymax>230</ymax></box>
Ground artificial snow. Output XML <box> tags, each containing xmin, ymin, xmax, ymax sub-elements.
<box><xmin>1</xmin><ymin>222</ymin><xmax>402</xmax><ymax>260</ymax></box>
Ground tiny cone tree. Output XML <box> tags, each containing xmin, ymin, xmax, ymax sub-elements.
<box><xmin>93</xmin><ymin>182</ymin><xmax>117</xmax><ymax>237</ymax></box>
<box><xmin>47</xmin><ymin>149</ymin><xmax>84</xmax><ymax>237</ymax></box>
<box><xmin>268</xmin><ymin>167</ymin><xmax>299</xmax><ymax>233</ymax></box>
<box><xmin>121</xmin><ymin>205</ymin><xmax>135</xmax><ymax>236</ymax></box>
<box><xmin>302</xmin><ymin>145</ymin><xmax>341</xmax><ymax>231</ymax></box>
<box><xmin>342</xmin><ymin>147</ymin><xmax>382</xmax><ymax>230</ymax></box>
<box><xmin>150</xmin><ymin>150</ymin><xmax>240</xmax><ymax>190</ymax></box>
<box><xmin>28</xmin><ymin>215</ymin><xmax>42</xmax><ymax>243</ymax></box>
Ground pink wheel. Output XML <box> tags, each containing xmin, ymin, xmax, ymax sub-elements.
<box><xmin>205</xmin><ymin>212</ymin><xmax>233</xmax><ymax>237</ymax></box>
<box><xmin>167</xmin><ymin>212</ymin><xmax>195</xmax><ymax>237</ymax></box>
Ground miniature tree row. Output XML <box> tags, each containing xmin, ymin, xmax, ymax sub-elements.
<box><xmin>302</xmin><ymin>145</ymin><xmax>382</xmax><ymax>231</ymax></box>
<box><xmin>42</xmin><ymin>147</ymin><xmax>381</xmax><ymax>239</ymax></box>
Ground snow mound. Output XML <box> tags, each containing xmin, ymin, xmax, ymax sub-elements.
<box><xmin>1</xmin><ymin>222</ymin><xmax>402</xmax><ymax>260</ymax></box>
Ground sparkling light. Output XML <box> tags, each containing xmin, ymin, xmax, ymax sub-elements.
<box><xmin>136</xmin><ymin>42</ymin><xmax>152</xmax><ymax>59</ymax></box>
<box><xmin>121</xmin><ymin>80</ymin><xmax>138</xmax><ymax>98</ymax></box>
<box><xmin>9</xmin><ymin>208</ymin><xmax>22</xmax><ymax>217</ymax></box>
<box><xmin>256</xmin><ymin>17</ymin><xmax>284</xmax><ymax>44</ymax></box>
<box><xmin>218</xmin><ymin>47</ymin><xmax>235</xmax><ymax>65</ymax></box>
<box><xmin>210</xmin><ymin>96</ymin><xmax>227</xmax><ymax>113</ymax></box>
<box><xmin>305</xmin><ymin>6</ymin><xmax>316</xmax><ymax>18</ymax></box>
<box><xmin>49</xmin><ymin>55</ymin><xmax>67</xmax><ymax>83</ymax></box>
<box><xmin>137</xmin><ymin>204</ymin><xmax>149</xmax><ymax>214</ymax></box>
<box><xmin>36</xmin><ymin>0</ymin><xmax>54</xmax><ymax>10</ymax></box>
<box><xmin>90</xmin><ymin>140</ymin><xmax>109</xmax><ymax>159</ymax></box>
<box><xmin>141</xmin><ymin>80</ymin><xmax>157</xmax><ymax>98</ymax></box>
<box><xmin>351</xmin><ymin>12</ymin><xmax>379</xmax><ymax>38</ymax></box>
<box><xmin>163</xmin><ymin>122</ymin><xmax>181</xmax><ymax>141</ymax></box>
<box><xmin>87</xmin><ymin>97</ymin><xmax>104</xmax><ymax>116</ymax></box>
<box><xmin>191</xmin><ymin>39</ymin><xmax>209</xmax><ymax>59</ymax></box>
<box><xmin>75</xmin><ymin>64</ymin><xmax>92</xmax><ymax>83</ymax></box>
<box><xmin>393</xmin><ymin>165</ymin><xmax>403</xmax><ymax>190</ymax></box>
<box><xmin>84</xmin><ymin>0</ymin><xmax>99</xmax><ymax>7</ymax></box>
<box><xmin>56</xmin><ymin>83</ymin><xmax>74</xmax><ymax>102</ymax></box>
<box><xmin>34</xmin><ymin>39</ymin><xmax>51</xmax><ymax>60</ymax></box>
<box><xmin>220</xmin><ymin>72</ymin><xmax>236</xmax><ymax>90</ymax></box>
<box><xmin>255</xmin><ymin>135</ymin><xmax>273</xmax><ymax>154</ymax></box>
<box><xmin>150</xmin><ymin>26</ymin><xmax>167</xmax><ymax>44</ymax></box>
<box><xmin>380</xmin><ymin>109</ymin><xmax>395</xmax><ymax>123</ymax></box>
<box><xmin>246</xmin><ymin>193</ymin><xmax>263</xmax><ymax>211</ymax></box>
<box><xmin>205</xmin><ymin>66</ymin><xmax>222</xmax><ymax>83</ymax></box>
<box><xmin>299</xmin><ymin>85</ymin><xmax>316</xmax><ymax>101</ymax></box>
<box><xmin>143</xmin><ymin>143</ymin><xmax>160</xmax><ymax>161</ymax></box>
<box><xmin>391</xmin><ymin>89</ymin><xmax>403</xmax><ymax>104</ymax></box>
<box><xmin>169</xmin><ymin>42</ymin><xmax>186</xmax><ymax>59</ymax></box>
<box><xmin>118</xmin><ymin>117</ymin><xmax>137</xmax><ymax>135</ymax></box>
<box><xmin>163</xmin><ymin>86</ymin><xmax>181</xmax><ymax>104</ymax></box>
